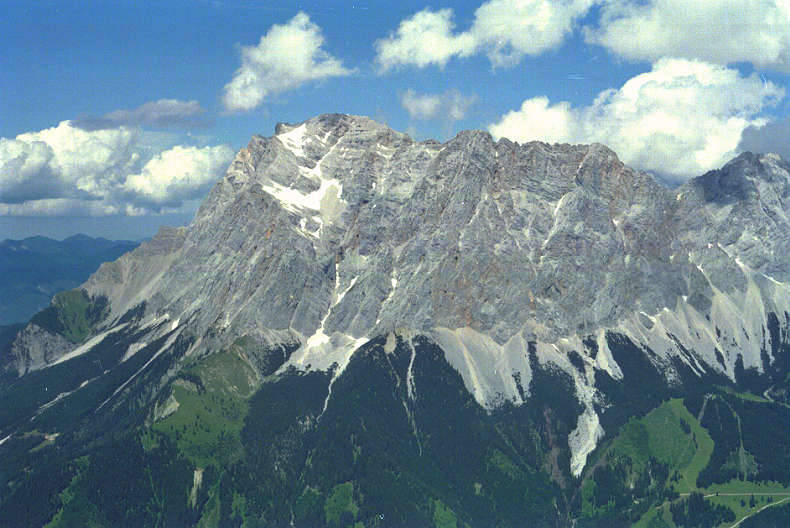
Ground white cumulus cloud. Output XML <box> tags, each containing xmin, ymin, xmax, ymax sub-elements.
<box><xmin>375</xmin><ymin>0</ymin><xmax>595</xmax><ymax>70</ymax></box>
<box><xmin>0</xmin><ymin>121</ymin><xmax>234</xmax><ymax>216</ymax></box>
<box><xmin>223</xmin><ymin>12</ymin><xmax>352</xmax><ymax>112</ymax></box>
<box><xmin>489</xmin><ymin>96</ymin><xmax>575</xmax><ymax>144</ymax></box>
<box><xmin>401</xmin><ymin>89</ymin><xmax>476</xmax><ymax>121</ymax></box>
<box><xmin>489</xmin><ymin>58</ymin><xmax>785</xmax><ymax>180</ymax></box>
<box><xmin>124</xmin><ymin>144</ymin><xmax>235</xmax><ymax>207</ymax></box>
<box><xmin>587</xmin><ymin>0</ymin><xmax>790</xmax><ymax>70</ymax></box>
<box><xmin>375</xmin><ymin>9</ymin><xmax>477</xmax><ymax>70</ymax></box>
<box><xmin>11</xmin><ymin>123</ymin><xmax>141</xmax><ymax>200</ymax></box>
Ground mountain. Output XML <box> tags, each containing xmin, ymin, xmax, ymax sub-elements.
<box><xmin>2</xmin><ymin>114</ymin><xmax>790</xmax><ymax>527</ymax></box>
<box><xmin>0</xmin><ymin>234</ymin><xmax>139</xmax><ymax>325</ymax></box>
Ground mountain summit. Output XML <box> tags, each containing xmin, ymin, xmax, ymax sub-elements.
<box><xmin>4</xmin><ymin>115</ymin><xmax>790</xmax><ymax>527</ymax></box>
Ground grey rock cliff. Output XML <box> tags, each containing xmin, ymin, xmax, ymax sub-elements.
<box><xmin>84</xmin><ymin>116</ymin><xmax>683</xmax><ymax>343</ymax></box>
<box><xmin>9</xmin><ymin>323</ymin><xmax>72</xmax><ymax>376</ymax></box>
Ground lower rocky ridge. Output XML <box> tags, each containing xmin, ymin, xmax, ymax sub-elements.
<box><xmin>4</xmin><ymin>315</ymin><xmax>790</xmax><ymax>527</ymax></box>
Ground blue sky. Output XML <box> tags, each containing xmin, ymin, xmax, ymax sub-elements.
<box><xmin>2</xmin><ymin>0</ymin><xmax>789</xmax><ymax>239</ymax></box>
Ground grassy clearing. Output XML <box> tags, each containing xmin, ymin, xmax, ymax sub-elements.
<box><xmin>324</xmin><ymin>482</ymin><xmax>358</xmax><ymax>526</ymax></box>
<box><xmin>30</xmin><ymin>289</ymin><xmax>107</xmax><ymax>343</ymax></box>
<box><xmin>52</xmin><ymin>290</ymin><xmax>95</xmax><ymax>343</ymax></box>
<box><xmin>716</xmin><ymin>386</ymin><xmax>771</xmax><ymax>404</ymax></box>
<box><xmin>705</xmin><ymin>480</ymin><xmax>790</xmax><ymax>495</ymax></box>
<box><xmin>701</xmin><ymin>480</ymin><xmax>790</xmax><ymax>527</ymax></box>
<box><xmin>708</xmin><ymin>492</ymin><xmax>790</xmax><ymax>527</ymax></box>
<box><xmin>152</xmin><ymin>385</ymin><xmax>247</xmax><ymax>467</ymax></box>
<box><xmin>192</xmin><ymin>345</ymin><xmax>258</xmax><ymax>397</ymax></box>
<box><xmin>643</xmin><ymin>401</ymin><xmax>695</xmax><ymax>467</ymax></box>
<box><xmin>632</xmin><ymin>462</ymin><xmax>790</xmax><ymax>527</ymax></box>
<box><xmin>607</xmin><ymin>399</ymin><xmax>716</xmax><ymax>526</ymax></box>
<box><xmin>607</xmin><ymin>398</ymin><xmax>713</xmax><ymax>493</ymax></box>
<box><xmin>664</xmin><ymin>399</ymin><xmax>714</xmax><ymax>493</ymax></box>
<box><xmin>626</xmin><ymin>397</ymin><xmax>790</xmax><ymax>527</ymax></box>
<box><xmin>151</xmin><ymin>348</ymin><xmax>258</xmax><ymax>467</ymax></box>
<box><xmin>432</xmin><ymin>498</ymin><xmax>459</xmax><ymax>528</ymax></box>
<box><xmin>44</xmin><ymin>457</ymin><xmax>105</xmax><ymax>528</ymax></box>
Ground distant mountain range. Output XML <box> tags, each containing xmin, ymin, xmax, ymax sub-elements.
<box><xmin>0</xmin><ymin>234</ymin><xmax>139</xmax><ymax>325</ymax></box>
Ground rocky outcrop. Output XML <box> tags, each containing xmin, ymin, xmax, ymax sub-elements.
<box><xmin>8</xmin><ymin>324</ymin><xmax>72</xmax><ymax>376</ymax></box>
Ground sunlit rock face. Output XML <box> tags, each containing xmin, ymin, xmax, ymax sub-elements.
<box><xmin>10</xmin><ymin>114</ymin><xmax>790</xmax><ymax>476</ymax></box>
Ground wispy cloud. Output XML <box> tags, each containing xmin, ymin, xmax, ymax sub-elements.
<box><xmin>73</xmin><ymin>99</ymin><xmax>208</xmax><ymax>130</ymax></box>
<box><xmin>738</xmin><ymin>117</ymin><xmax>790</xmax><ymax>159</ymax></box>
<box><xmin>401</xmin><ymin>89</ymin><xmax>476</xmax><ymax>121</ymax></box>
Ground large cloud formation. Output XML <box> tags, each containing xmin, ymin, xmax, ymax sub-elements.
<box><xmin>587</xmin><ymin>0</ymin><xmax>790</xmax><ymax>71</ymax></box>
<box><xmin>377</xmin><ymin>0</ymin><xmax>790</xmax><ymax>72</ymax></box>
<box><xmin>0</xmin><ymin>121</ymin><xmax>234</xmax><ymax>216</ymax></box>
<box><xmin>375</xmin><ymin>0</ymin><xmax>595</xmax><ymax>69</ymax></box>
<box><xmin>489</xmin><ymin>58</ymin><xmax>784</xmax><ymax>180</ymax></box>
<box><xmin>223</xmin><ymin>12</ymin><xmax>352</xmax><ymax>112</ymax></box>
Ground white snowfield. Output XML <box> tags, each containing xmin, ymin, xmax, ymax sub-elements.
<box><xmin>50</xmin><ymin>323</ymin><xmax>129</xmax><ymax>366</ymax></box>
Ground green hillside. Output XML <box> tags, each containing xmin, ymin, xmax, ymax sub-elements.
<box><xmin>4</xmin><ymin>331</ymin><xmax>790</xmax><ymax>528</ymax></box>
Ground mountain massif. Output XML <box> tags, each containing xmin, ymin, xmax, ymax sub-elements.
<box><xmin>2</xmin><ymin>114</ymin><xmax>790</xmax><ymax>527</ymax></box>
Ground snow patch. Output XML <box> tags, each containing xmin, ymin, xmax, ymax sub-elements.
<box><xmin>375</xmin><ymin>274</ymin><xmax>399</xmax><ymax>326</ymax></box>
<box><xmin>376</xmin><ymin>145</ymin><xmax>396</xmax><ymax>160</ymax></box>
<box><xmin>553</xmin><ymin>193</ymin><xmax>568</xmax><ymax>217</ymax></box>
<box><xmin>533</xmin><ymin>340</ymin><xmax>603</xmax><ymax>477</ymax></box>
<box><xmin>432</xmin><ymin>327</ymin><xmax>531</xmax><ymax>409</ymax></box>
<box><xmin>97</xmin><ymin>329</ymin><xmax>182</xmax><ymax>412</ymax></box>
<box><xmin>121</xmin><ymin>342</ymin><xmax>148</xmax><ymax>362</ymax></box>
<box><xmin>51</xmin><ymin>323</ymin><xmax>129</xmax><ymax>366</ymax></box>
<box><xmin>278</xmin><ymin>263</ymin><xmax>368</xmax><ymax>416</ymax></box>
<box><xmin>569</xmin><ymin>408</ymin><xmax>604</xmax><ymax>477</ymax></box>
<box><xmin>277</xmin><ymin>123</ymin><xmax>308</xmax><ymax>157</ymax></box>
<box><xmin>261</xmin><ymin>178</ymin><xmax>342</xmax><ymax>214</ymax></box>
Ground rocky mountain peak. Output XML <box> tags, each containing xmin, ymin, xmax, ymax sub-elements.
<box><xmin>8</xmin><ymin>114</ymin><xmax>790</xmax><ymax>477</ymax></box>
<box><xmin>690</xmin><ymin>150</ymin><xmax>790</xmax><ymax>203</ymax></box>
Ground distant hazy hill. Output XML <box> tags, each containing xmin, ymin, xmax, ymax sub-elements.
<box><xmin>0</xmin><ymin>234</ymin><xmax>139</xmax><ymax>324</ymax></box>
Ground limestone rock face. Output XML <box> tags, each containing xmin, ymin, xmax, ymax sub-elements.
<box><xmin>8</xmin><ymin>324</ymin><xmax>72</xmax><ymax>376</ymax></box>
<box><xmin>82</xmin><ymin>115</ymin><xmax>685</xmax><ymax>344</ymax></box>
<box><xmin>9</xmin><ymin>114</ymin><xmax>790</xmax><ymax>475</ymax></box>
